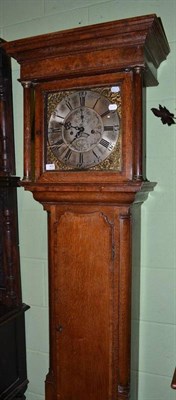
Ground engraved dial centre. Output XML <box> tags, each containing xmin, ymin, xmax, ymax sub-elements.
<box><xmin>63</xmin><ymin>107</ymin><xmax>103</xmax><ymax>152</ymax></box>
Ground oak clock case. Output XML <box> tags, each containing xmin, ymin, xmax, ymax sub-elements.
<box><xmin>46</xmin><ymin>86</ymin><xmax>121</xmax><ymax>171</ymax></box>
<box><xmin>2</xmin><ymin>14</ymin><xmax>170</xmax><ymax>400</ymax></box>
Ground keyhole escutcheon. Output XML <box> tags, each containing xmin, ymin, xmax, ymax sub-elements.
<box><xmin>56</xmin><ymin>324</ymin><xmax>63</xmax><ymax>333</ymax></box>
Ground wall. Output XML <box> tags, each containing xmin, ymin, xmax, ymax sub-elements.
<box><xmin>0</xmin><ymin>1</ymin><xmax>175</xmax><ymax>399</ymax></box>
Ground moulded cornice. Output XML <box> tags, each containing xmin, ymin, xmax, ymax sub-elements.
<box><xmin>2</xmin><ymin>14</ymin><xmax>170</xmax><ymax>86</ymax></box>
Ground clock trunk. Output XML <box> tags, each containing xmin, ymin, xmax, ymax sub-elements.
<box><xmin>45</xmin><ymin>204</ymin><xmax>131</xmax><ymax>400</ymax></box>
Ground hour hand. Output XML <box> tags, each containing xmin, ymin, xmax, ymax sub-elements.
<box><xmin>80</xmin><ymin>108</ymin><xmax>84</xmax><ymax>123</ymax></box>
<box><xmin>64</xmin><ymin>121</ymin><xmax>79</xmax><ymax>130</ymax></box>
<box><xmin>70</xmin><ymin>136</ymin><xmax>77</xmax><ymax>144</ymax></box>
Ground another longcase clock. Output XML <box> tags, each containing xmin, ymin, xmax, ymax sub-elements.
<box><xmin>0</xmin><ymin>42</ymin><xmax>29</xmax><ymax>399</ymax></box>
<box><xmin>3</xmin><ymin>14</ymin><xmax>170</xmax><ymax>400</ymax></box>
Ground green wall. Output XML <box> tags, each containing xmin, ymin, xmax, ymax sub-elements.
<box><xmin>0</xmin><ymin>1</ymin><xmax>175</xmax><ymax>399</ymax></box>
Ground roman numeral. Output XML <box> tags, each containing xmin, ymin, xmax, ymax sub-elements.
<box><xmin>101</xmin><ymin>110</ymin><xmax>110</xmax><ymax>118</ymax></box>
<box><xmin>65</xmin><ymin>99</ymin><xmax>73</xmax><ymax>110</ymax></box>
<box><xmin>48</xmin><ymin>139</ymin><xmax>64</xmax><ymax>149</ymax></box>
<box><xmin>92</xmin><ymin>150</ymin><xmax>100</xmax><ymax>161</ymax></box>
<box><xmin>104</xmin><ymin>126</ymin><xmax>113</xmax><ymax>131</ymax></box>
<box><xmin>64</xmin><ymin>148</ymin><xmax>72</xmax><ymax>160</ymax></box>
<box><xmin>92</xmin><ymin>97</ymin><xmax>100</xmax><ymax>109</ymax></box>
<box><xmin>99</xmin><ymin>138</ymin><xmax>110</xmax><ymax>148</ymax></box>
<box><xmin>77</xmin><ymin>153</ymin><xmax>83</xmax><ymax>167</ymax></box>
<box><xmin>55</xmin><ymin>138</ymin><xmax>64</xmax><ymax>146</ymax></box>
<box><xmin>48</xmin><ymin>126</ymin><xmax>62</xmax><ymax>134</ymax></box>
<box><xmin>53</xmin><ymin>113</ymin><xmax>64</xmax><ymax>119</ymax></box>
<box><xmin>99</xmin><ymin>138</ymin><xmax>113</xmax><ymax>151</ymax></box>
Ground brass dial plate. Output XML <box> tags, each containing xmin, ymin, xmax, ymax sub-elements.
<box><xmin>45</xmin><ymin>86</ymin><xmax>121</xmax><ymax>171</ymax></box>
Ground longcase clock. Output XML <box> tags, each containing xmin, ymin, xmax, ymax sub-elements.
<box><xmin>3</xmin><ymin>14</ymin><xmax>170</xmax><ymax>400</ymax></box>
<box><xmin>0</xmin><ymin>42</ymin><xmax>29</xmax><ymax>399</ymax></box>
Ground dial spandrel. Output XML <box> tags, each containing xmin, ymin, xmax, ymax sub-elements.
<box><xmin>46</xmin><ymin>87</ymin><xmax>121</xmax><ymax>170</ymax></box>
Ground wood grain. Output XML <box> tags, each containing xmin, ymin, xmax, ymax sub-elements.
<box><xmin>1</xmin><ymin>15</ymin><xmax>170</xmax><ymax>400</ymax></box>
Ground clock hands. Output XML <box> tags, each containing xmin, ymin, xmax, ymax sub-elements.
<box><xmin>54</xmin><ymin>108</ymin><xmax>96</xmax><ymax>140</ymax></box>
<box><xmin>69</xmin><ymin>127</ymin><xmax>90</xmax><ymax>144</ymax></box>
<box><xmin>64</xmin><ymin>121</ymin><xmax>80</xmax><ymax>130</ymax></box>
<box><xmin>64</xmin><ymin>108</ymin><xmax>85</xmax><ymax>132</ymax></box>
<box><xmin>51</xmin><ymin>108</ymin><xmax>102</xmax><ymax>154</ymax></box>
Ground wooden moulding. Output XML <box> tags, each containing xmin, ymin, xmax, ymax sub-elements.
<box><xmin>2</xmin><ymin>14</ymin><xmax>170</xmax><ymax>86</ymax></box>
<box><xmin>22</xmin><ymin>180</ymin><xmax>156</xmax><ymax>207</ymax></box>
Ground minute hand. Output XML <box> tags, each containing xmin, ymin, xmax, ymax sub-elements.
<box><xmin>69</xmin><ymin>130</ymin><xmax>82</xmax><ymax>144</ymax></box>
<box><xmin>69</xmin><ymin>128</ymin><xmax>87</xmax><ymax>144</ymax></box>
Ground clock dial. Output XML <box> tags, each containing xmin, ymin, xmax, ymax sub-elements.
<box><xmin>46</xmin><ymin>87</ymin><xmax>121</xmax><ymax>170</ymax></box>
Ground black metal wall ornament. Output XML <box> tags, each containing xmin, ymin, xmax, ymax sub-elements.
<box><xmin>151</xmin><ymin>104</ymin><xmax>176</xmax><ymax>126</ymax></box>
